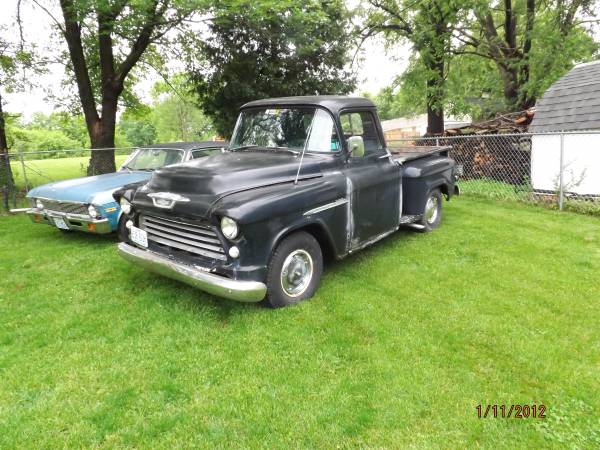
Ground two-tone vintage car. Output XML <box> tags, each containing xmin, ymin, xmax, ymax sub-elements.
<box><xmin>116</xmin><ymin>96</ymin><xmax>460</xmax><ymax>307</ymax></box>
<box><xmin>18</xmin><ymin>141</ymin><xmax>225</xmax><ymax>239</ymax></box>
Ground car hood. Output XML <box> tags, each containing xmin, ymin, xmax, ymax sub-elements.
<box><xmin>27</xmin><ymin>170</ymin><xmax>152</xmax><ymax>204</ymax></box>
<box><xmin>136</xmin><ymin>150</ymin><xmax>324</xmax><ymax>218</ymax></box>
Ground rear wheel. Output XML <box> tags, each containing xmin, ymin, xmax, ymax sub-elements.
<box><xmin>265</xmin><ymin>231</ymin><xmax>323</xmax><ymax>308</ymax></box>
<box><xmin>419</xmin><ymin>189</ymin><xmax>443</xmax><ymax>232</ymax></box>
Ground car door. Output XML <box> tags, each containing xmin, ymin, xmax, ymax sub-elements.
<box><xmin>340</xmin><ymin>110</ymin><xmax>400</xmax><ymax>247</ymax></box>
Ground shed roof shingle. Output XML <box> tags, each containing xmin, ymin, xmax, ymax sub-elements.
<box><xmin>529</xmin><ymin>60</ymin><xmax>600</xmax><ymax>132</ymax></box>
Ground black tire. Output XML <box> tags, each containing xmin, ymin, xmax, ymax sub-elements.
<box><xmin>419</xmin><ymin>188</ymin><xmax>443</xmax><ymax>232</ymax></box>
<box><xmin>117</xmin><ymin>215</ymin><xmax>129</xmax><ymax>242</ymax></box>
<box><xmin>264</xmin><ymin>231</ymin><xmax>323</xmax><ymax>308</ymax></box>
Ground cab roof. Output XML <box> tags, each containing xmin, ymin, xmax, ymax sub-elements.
<box><xmin>241</xmin><ymin>96</ymin><xmax>376</xmax><ymax>115</ymax></box>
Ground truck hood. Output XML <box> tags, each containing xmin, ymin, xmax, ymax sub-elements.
<box><xmin>137</xmin><ymin>150</ymin><xmax>324</xmax><ymax>218</ymax></box>
<box><xmin>27</xmin><ymin>170</ymin><xmax>152</xmax><ymax>204</ymax></box>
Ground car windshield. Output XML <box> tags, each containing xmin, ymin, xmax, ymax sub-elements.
<box><xmin>230</xmin><ymin>107</ymin><xmax>340</xmax><ymax>153</ymax></box>
<box><xmin>122</xmin><ymin>148</ymin><xmax>184</xmax><ymax>171</ymax></box>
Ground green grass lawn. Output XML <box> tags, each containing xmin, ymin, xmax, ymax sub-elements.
<box><xmin>10</xmin><ymin>155</ymin><xmax>129</xmax><ymax>190</ymax></box>
<box><xmin>1</xmin><ymin>198</ymin><xmax>599</xmax><ymax>448</ymax></box>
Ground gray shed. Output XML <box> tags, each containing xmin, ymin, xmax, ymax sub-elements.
<box><xmin>530</xmin><ymin>60</ymin><xmax>600</xmax><ymax>195</ymax></box>
<box><xmin>530</xmin><ymin>60</ymin><xmax>600</xmax><ymax>132</ymax></box>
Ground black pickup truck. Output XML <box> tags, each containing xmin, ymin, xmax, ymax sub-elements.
<box><xmin>116</xmin><ymin>96</ymin><xmax>459</xmax><ymax>307</ymax></box>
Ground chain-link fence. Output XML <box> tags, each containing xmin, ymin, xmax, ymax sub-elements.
<box><xmin>388</xmin><ymin>131</ymin><xmax>600</xmax><ymax>216</ymax></box>
<box><xmin>2</xmin><ymin>133</ymin><xmax>600</xmax><ymax>215</ymax></box>
<box><xmin>1</xmin><ymin>147</ymin><xmax>135</xmax><ymax>211</ymax></box>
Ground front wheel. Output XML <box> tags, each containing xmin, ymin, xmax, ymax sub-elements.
<box><xmin>419</xmin><ymin>189</ymin><xmax>443</xmax><ymax>232</ymax></box>
<box><xmin>265</xmin><ymin>231</ymin><xmax>323</xmax><ymax>308</ymax></box>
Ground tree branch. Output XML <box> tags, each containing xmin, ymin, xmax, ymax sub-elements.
<box><xmin>59</xmin><ymin>0</ymin><xmax>99</xmax><ymax>124</ymax></box>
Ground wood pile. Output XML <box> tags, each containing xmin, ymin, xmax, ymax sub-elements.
<box><xmin>433</xmin><ymin>109</ymin><xmax>535</xmax><ymax>185</ymax></box>
<box><xmin>444</xmin><ymin>108</ymin><xmax>535</xmax><ymax>135</ymax></box>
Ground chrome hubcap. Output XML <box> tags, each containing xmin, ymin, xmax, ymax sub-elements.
<box><xmin>280</xmin><ymin>249</ymin><xmax>313</xmax><ymax>297</ymax></box>
<box><xmin>425</xmin><ymin>195</ymin><xmax>439</xmax><ymax>224</ymax></box>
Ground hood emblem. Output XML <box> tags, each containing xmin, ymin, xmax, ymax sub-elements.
<box><xmin>148</xmin><ymin>192</ymin><xmax>190</xmax><ymax>209</ymax></box>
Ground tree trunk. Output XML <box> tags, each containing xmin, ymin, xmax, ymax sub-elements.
<box><xmin>425</xmin><ymin>58</ymin><xmax>445</xmax><ymax>135</ymax></box>
<box><xmin>86</xmin><ymin>96</ymin><xmax>118</xmax><ymax>175</ymax></box>
<box><xmin>0</xmin><ymin>94</ymin><xmax>15</xmax><ymax>210</ymax></box>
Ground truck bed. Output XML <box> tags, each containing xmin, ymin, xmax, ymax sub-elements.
<box><xmin>389</xmin><ymin>145</ymin><xmax>451</xmax><ymax>163</ymax></box>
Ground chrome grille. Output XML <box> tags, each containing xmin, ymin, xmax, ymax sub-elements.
<box><xmin>139</xmin><ymin>214</ymin><xmax>226</xmax><ymax>261</ymax></box>
<box><xmin>42</xmin><ymin>200</ymin><xmax>88</xmax><ymax>215</ymax></box>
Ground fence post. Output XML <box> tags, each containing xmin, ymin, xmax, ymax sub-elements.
<box><xmin>19</xmin><ymin>150</ymin><xmax>29</xmax><ymax>194</ymax></box>
<box><xmin>558</xmin><ymin>133</ymin><xmax>564</xmax><ymax>211</ymax></box>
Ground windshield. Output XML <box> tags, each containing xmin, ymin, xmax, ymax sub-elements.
<box><xmin>230</xmin><ymin>107</ymin><xmax>340</xmax><ymax>153</ymax></box>
<box><xmin>122</xmin><ymin>148</ymin><xmax>184</xmax><ymax>171</ymax></box>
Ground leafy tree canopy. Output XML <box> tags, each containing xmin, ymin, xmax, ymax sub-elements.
<box><xmin>189</xmin><ymin>0</ymin><xmax>357</xmax><ymax>137</ymax></box>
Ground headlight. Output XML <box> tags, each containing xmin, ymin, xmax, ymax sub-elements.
<box><xmin>35</xmin><ymin>199</ymin><xmax>44</xmax><ymax>209</ymax></box>
<box><xmin>120</xmin><ymin>198</ymin><xmax>132</xmax><ymax>215</ymax></box>
<box><xmin>220</xmin><ymin>216</ymin><xmax>238</xmax><ymax>240</ymax></box>
<box><xmin>88</xmin><ymin>204</ymin><xmax>99</xmax><ymax>218</ymax></box>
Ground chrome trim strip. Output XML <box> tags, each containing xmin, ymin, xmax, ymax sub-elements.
<box><xmin>303</xmin><ymin>198</ymin><xmax>348</xmax><ymax>216</ymax></box>
<box><xmin>34</xmin><ymin>197</ymin><xmax>87</xmax><ymax>205</ymax></box>
<box><xmin>118</xmin><ymin>243</ymin><xmax>266</xmax><ymax>302</ymax></box>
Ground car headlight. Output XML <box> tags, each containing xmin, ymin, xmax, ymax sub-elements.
<box><xmin>220</xmin><ymin>216</ymin><xmax>239</xmax><ymax>240</ymax></box>
<box><xmin>35</xmin><ymin>199</ymin><xmax>44</xmax><ymax>209</ymax></box>
<box><xmin>88</xmin><ymin>204</ymin><xmax>99</xmax><ymax>218</ymax></box>
<box><xmin>120</xmin><ymin>198</ymin><xmax>132</xmax><ymax>215</ymax></box>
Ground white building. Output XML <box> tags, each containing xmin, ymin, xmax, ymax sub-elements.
<box><xmin>530</xmin><ymin>60</ymin><xmax>600</xmax><ymax>196</ymax></box>
<box><xmin>381</xmin><ymin>114</ymin><xmax>471</xmax><ymax>141</ymax></box>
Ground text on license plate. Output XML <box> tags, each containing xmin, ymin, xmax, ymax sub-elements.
<box><xmin>130</xmin><ymin>225</ymin><xmax>148</xmax><ymax>247</ymax></box>
<box><xmin>53</xmin><ymin>217</ymin><xmax>69</xmax><ymax>230</ymax></box>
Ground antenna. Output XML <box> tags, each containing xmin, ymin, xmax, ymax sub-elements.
<box><xmin>294</xmin><ymin>116</ymin><xmax>315</xmax><ymax>185</ymax></box>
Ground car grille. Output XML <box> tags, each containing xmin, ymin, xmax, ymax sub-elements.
<box><xmin>139</xmin><ymin>214</ymin><xmax>227</xmax><ymax>261</ymax></box>
<box><xmin>42</xmin><ymin>200</ymin><xmax>88</xmax><ymax>215</ymax></box>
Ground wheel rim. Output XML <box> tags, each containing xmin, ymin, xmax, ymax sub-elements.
<box><xmin>280</xmin><ymin>249</ymin><xmax>314</xmax><ymax>297</ymax></box>
<box><xmin>424</xmin><ymin>195</ymin><xmax>439</xmax><ymax>224</ymax></box>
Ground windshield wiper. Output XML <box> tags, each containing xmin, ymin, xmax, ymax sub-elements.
<box><xmin>232</xmin><ymin>145</ymin><xmax>299</xmax><ymax>155</ymax></box>
<box><xmin>231</xmin><ymin>145</ymin><xmax>259</xmax><ymax>151</ymax></box>
<box><xmin>266</xmin><ymin>146</ymin><xmax>299</xmax><ymax>155</ymax></box>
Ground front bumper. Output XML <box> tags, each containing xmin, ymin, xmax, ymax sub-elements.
<box><xmin>24</xmin><ymin>208</ymin><xmax>112</xmax><ymax>234</ymax></box>
<box><xmin>117</xmin><ymin>243</ymin><xmax>267</xmax><ymax>302</ymax></box>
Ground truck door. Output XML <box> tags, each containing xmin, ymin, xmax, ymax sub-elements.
<box><xmin>340</xmin><ymin>110</ymin><xmax>401</xmax><ymax>247</ymax></box>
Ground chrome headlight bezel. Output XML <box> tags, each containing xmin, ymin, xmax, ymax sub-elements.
<box><xmin>120</xmin><ymin>197</ymin><xmax>132</xmax><ymax>215</ymax></box>
<box><xmin>220</xmin><ymin>216</ymin><xmax>239</xmax><ymax>240</ymax></box>
<box><xmin>88</xmin><ymin>204</ymin><xmax>99</xmax><ymax>219</ymax></box>
<box><xmin>35</xmin><ymin>199</ymin><xmax>44</xmax><ymax>210</ymax></box>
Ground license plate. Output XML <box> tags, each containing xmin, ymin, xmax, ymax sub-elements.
<box><xmin>53</xmin><ymin>217</ymin><xmax>69</xmax><ymax>230</ymax></box>
<box><xmin>130</xmin><ymin>225</ymin><xmax>148</xmax><ymax>248</ymax></box>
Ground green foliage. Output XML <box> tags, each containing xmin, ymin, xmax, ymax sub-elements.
<box><xmin>189</xmin><ymin>0</ymin><xmax>357</xmax><ymax>136</ymax></box>
<box><xmin>119</xmin><ymin>120</ymin><xmax>157</xmax><ymax>147</ymax></box>
<box><xmin>149</xmin><ymin>76</ymin><xmax>215</xmax><ymax>141</ymax></box>
<box><xmin>367</xmin><ymin>0</ymin><xmax>599</xmax><ymax>121</ymax></box>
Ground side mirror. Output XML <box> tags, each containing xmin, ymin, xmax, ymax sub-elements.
<box><xmin>347</xmin><ymin>135</ymin><xmax>365</xmax><ymax>158</ymax></box>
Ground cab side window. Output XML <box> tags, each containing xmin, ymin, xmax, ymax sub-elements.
<box><xmin>339</xmin><ymin>111</ymin><xmax>382</xmax><ymax>155</ymax></box>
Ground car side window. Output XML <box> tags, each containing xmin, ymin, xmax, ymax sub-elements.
<box><xmin>340</xmin><ymin>111</ymin><xmax>382</xmax><ymax>156</ymax></box>
<box><xmin>191</xmin><ymin>148</ymin><xmax>221</xmax><ymax>159</ymax></box>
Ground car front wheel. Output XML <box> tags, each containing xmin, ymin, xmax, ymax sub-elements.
<box><xmin>265</xmin><ymin>231</ymin><xmax>323</xmax><ymax>308</ymax></box>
